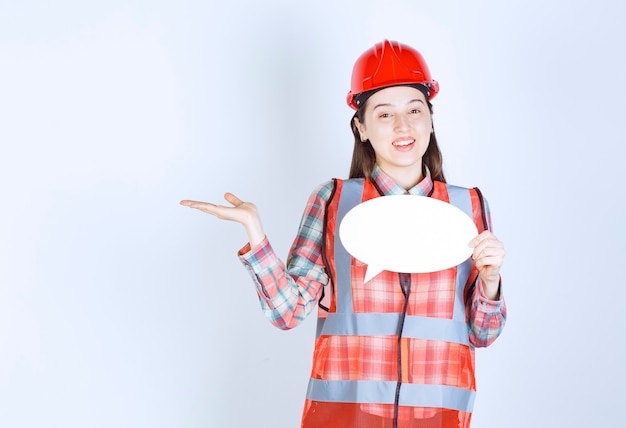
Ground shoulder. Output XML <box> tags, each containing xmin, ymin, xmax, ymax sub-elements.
<box><xmin>306</xmin><ymin>177</ymin><xmax>369</xmax><ymax>211</ymax></box>
<box><xmin>434</xmin><ymin>180</ymin><xmax>472</xmax><ymax>192</ymax></box>
<box><xmin>434</xmin><ymin>181</ymin><xmax>485</xmax><ymax>200</ymax></box>
<box><xmin>302</xmin><ymin>179</ymin><xmax>338</xmax><ymax>211</ymax></box>
<box><xmin>308</xmin><ymin>177</ymin><xmax>365</xmax><ymax>199</ymax></box>
<box><xmin>436</xmin><ymin>181</ymin><xmax>492</xmax><ymax>231</ymax></box>
<box><xmin>309</xmin><ymin>179</ymin><xmax>336</xmax><ymax>202</ymax></box>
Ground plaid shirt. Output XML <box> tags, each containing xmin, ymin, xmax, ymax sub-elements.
<box><xmin>238</xmin><ymin>166</ymin><xmax>506</xmax><ymax>347</ymax></box>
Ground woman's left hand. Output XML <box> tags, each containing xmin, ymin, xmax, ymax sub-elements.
<box><xmin>469</xmin><ymin>231</ymin><xmax>505</xmax><ymax>300</ymax></box>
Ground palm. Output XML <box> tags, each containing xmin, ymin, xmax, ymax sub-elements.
<box><xmin>180</xmin><ymin>193</ymin><xmax>265</xmax><ymax>246</ymax></box>
<box><xmin>180</xmin><ymin>193</ymin><xmax>255</xmax><ymax>223</ymax></box>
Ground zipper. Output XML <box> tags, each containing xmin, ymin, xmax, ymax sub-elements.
<box><xmin>394</xmin><ymin>272</ymin><xmax>412</xmax><ymax>428</ymax></box>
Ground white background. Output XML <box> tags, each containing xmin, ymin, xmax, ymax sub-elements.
<box><xmin>1</xmin><ymin>1</ymin><xmax>625</xmax><ymax>426</ymax></box>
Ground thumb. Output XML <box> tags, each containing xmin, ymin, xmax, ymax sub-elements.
<box><xmin>224</xmin><ymin>192</ymin><xmax>244</xmax><ymax>207</ymax></box>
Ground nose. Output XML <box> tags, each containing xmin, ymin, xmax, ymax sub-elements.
<box><xmin>394</xmin><ymin>114</ymin><xmax>409</xmax><ymax>132</ymax></box>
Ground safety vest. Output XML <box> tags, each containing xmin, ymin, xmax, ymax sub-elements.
<box><xmin>301</xmin><ymin>178</ymin><xmax>487</xmax><ymax>428</ymax></box>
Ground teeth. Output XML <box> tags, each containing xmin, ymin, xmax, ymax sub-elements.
<box><xmin>393</xmin><ymin>140</ymin><xmax>414</xmax><ymax>147</ymax></box>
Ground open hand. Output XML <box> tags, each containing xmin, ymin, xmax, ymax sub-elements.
<box><xmin>180</xmin><ymin>193</ymin><xmax>265</xmax><ymax>246</ymax></box>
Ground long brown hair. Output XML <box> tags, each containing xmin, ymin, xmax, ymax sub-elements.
<box><xmin>348</xmin><ymin>98</ymin><xmax>446</xmax><ymax>183</ymax></box>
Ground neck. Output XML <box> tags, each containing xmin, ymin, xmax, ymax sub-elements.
<box><xmin>380</xmin><ymin>164</ymin><xmax>424</xmax><ymax>190</ymax></box>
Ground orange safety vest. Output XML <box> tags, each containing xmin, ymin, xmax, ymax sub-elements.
<box><xmin>301</xmin><ymin>178</ymin><xmax>488</xmax><ymax>428</ymax></box>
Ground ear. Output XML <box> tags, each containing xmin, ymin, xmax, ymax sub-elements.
<box><xmin>353</xmin><ymin>117</ymin><xmax>367</xmax><ymax>142</ymax></box>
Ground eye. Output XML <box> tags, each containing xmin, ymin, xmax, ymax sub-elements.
<box><xmin>409</xmin><ymin>108</ymin><xmax>420</xmax><ymax>114</ymax></box>
<box><xmin>378</xmin><ymin>112</ymin><xmax>391</xmax><ymax>118</ymax></box>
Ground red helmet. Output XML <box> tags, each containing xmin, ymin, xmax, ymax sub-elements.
<box><xmin>347</xmin><ymin>40</ymin><xmax>439</xmax><ymax>110</ymax></box>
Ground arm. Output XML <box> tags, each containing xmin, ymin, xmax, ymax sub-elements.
<box><xmin>466</xmin><ymin>194</ymin><xmax>507</xmax><ymax>347</ymax></box>
<box><xmin>238</xmin><ymin>181</ymin><xmax>334</xmax><ymax>330</ymax></box>
<box><xmin>466</xmin><ymin>276</ymin><xmax>507</xmax><ymax>347</ymax></box>
<box><xmin>181</xmin><ymin>182</ymin><xmax>334</xmax><ymax>330</ymax></box>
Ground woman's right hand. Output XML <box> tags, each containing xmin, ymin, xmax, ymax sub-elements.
<box><xmin>180</xmin><ymin>193</ymin><xmax>266</xmax><ymax>246</ymax></box>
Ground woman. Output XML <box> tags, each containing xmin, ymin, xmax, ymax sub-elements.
<box><xmin>181</xmin><ymin>40</ymin><xmax>506</xmax><ymax>428</ymax></box>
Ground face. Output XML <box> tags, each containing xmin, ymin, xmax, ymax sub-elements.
<box><xmin>354</xmin><ymin>86</ymin><xmax>432</xmax><ymax>182</ymax></box>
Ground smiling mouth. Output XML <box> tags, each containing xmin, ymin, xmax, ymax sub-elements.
<box><xmin>392</xmin><ymin>139</ymin><xmax>414</xmax><ymax>147</ymax></box>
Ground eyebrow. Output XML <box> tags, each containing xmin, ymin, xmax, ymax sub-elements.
<box><xmin>372</xmin><ymin>99</ymin><xmax>425</xmax><ymax>111</ymax></box>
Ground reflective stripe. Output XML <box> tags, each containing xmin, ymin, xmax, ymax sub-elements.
<box><xmin>334</xmin><ymin>179</ymin><xmax>364</xmax><ymax>315</ymax></box>
<box><xmin>306</xmin><ymin>379</ymin><xmax>476</xmax><ymax>412</ymax></box>
<box><xmin>318</xmin><ymin>313</ymin><xmax>470</xmax><ymax>345</ymax></box>
<box><xmin>314</xmin><ymin>179</ymin><xmax>478</xmax><ymax>410</ymax></box>
<box><xmin>446</xmin><ymin>185</ymin><xmax>472</xmax><ymax>223</ymax></box>
<box><xmin>455</xmin><ymin>258</ymin><xmax>472</xmax><ymax>322</ymax></box>
<box><xmin>332</xmin><ymin>181</ymin><xmax>474</xmax><ymax>326</ymax></box>
<box><xmin>447</xmin><ymin>184</ymin><xmax>474</xmax><ymax>323</ymax></box>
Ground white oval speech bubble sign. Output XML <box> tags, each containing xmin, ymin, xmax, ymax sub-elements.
<box><xmin>339</xmin><ymin>195</ymin><xmax>478</xmax><ymax>283</ymax></box>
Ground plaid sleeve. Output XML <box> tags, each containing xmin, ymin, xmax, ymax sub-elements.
<box><xmin>466</xmin><ymin>193</ymin><xmax>507</xmax><ymax>347</ymax></box>
<box><xmin>238</xmin><ymin>181</ymin><xmax>334</xmax><ymax>330</ymax></box>
<box><xmin>467</xmin><ymin>278</ymin><xmax>506</xmax><ymax>347</ymax></box>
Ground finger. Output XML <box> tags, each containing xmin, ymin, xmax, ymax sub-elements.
<box><xmin>468</xmin><ymin>230</ymin><xmax>496</xmax><ymax>248</ymax></box>
<box><xmin>473</xmin><ymin>250</ymin><xmax>504</xmax><ymax>265</ymax></box>
<box><xmin>180</xmin><ymin>199</ymin><xmax>219</xmax><ymax>211</ymax></box>
<box><xmin>471</xmin><ymin>233</ymin><xmax>503</xmax><ymax>255</ymax></box>
<box><xmin>472</xmin><ymin>238</ymin><xmax>504</xmax><ymax>256</ymax></box>
<box><xmin>473</xmin><ymin>245</ymin><xmax>505</xmax><ymax>265</ymax></box>
<box><xmin>224</xmin><ymin>192</ymin><xmax>244</xmax><ymax>207</ymax></box>
<box><xmin>182</xmin><ymin>200</ymin><xmax>220</xmax><ymax>214</ymax></box>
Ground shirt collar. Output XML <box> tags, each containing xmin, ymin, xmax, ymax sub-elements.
<box><xmin>371</xmin><ymin>164</ymin><xmax>434</xmax><ymax>197</ymax></box>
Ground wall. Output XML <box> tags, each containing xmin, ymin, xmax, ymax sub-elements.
<box><xmin>1</xmin><ymin>1</ymin><xmax>624</xmax><ymax>426</ymax></box>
